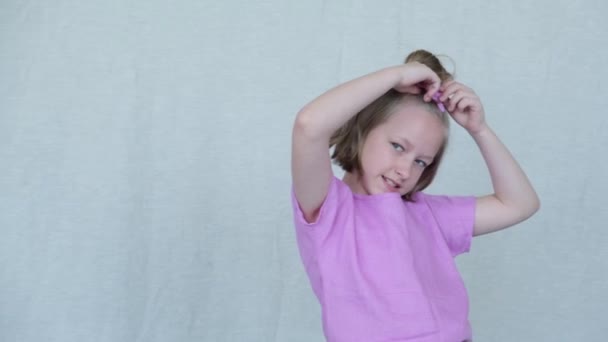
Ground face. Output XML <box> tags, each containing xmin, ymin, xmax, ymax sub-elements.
<box><xmin>352</xmin><ymin>101</ymin><xmax>446</xmax><ymax>196</ymax></box>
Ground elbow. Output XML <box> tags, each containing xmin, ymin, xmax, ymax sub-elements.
<box><xmin>500</xmin><ymin>191</ymin><xmax>540</xmax><ymax>224</ymax></box>
<box><xmin>531</xmin><ymin>193</ymin><xmax>541</xmax><ymax>216</ymax></box>
<box><xmin>293</xmin><ymin>108</ymin><xmax>328</xmax><ymax>141</ymax></box>
<box><xmin>294</xmin><ymin>108</ymin><xmax>314</xmax><ymax>133</ymax></box>
<box><xmin>522</xmin><ymin>192</ymin><xmax>541</xmax><ymax>220</ymax></box>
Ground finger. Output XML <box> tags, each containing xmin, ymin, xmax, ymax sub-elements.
<box><xmin>400</xmin><ymin>85</ymin><xmax>422</xmax><ymax>94</ymax></box>
<box><xmin>456</xmin><ymin>97</ymin><xmax>475</xmax><ymax>113</ymax></box>
<box><xmin>440</xmin><ymin>82</ymin><xmax>466</xmax><ymax>102</ymax></box>
<box><xmin>447</xmin><ymin>90</ymin><xmax>467</xmax><ymax>112</ymax></box>
<box><xmin>439</xmin><ymin>80</ymin><xmax>455</xmax><ymax>92</ymax></box>
<box><xmin>423</xmin><ymin>77</ymin><xmax>441</xmax><ymax>102</ymax></box>
<box><xmin>440</xmin><ymin>80</ymin><xmax>465</xmax><ymax>93</ymax></box>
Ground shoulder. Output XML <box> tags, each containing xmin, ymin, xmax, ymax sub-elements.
<box><xmin>412</xmin><ymin>192</ymin><xmax>476</xmax><ymax>256</ymax></box>
<box><xmin>291</xmin><ymin>175</ymin><xmax>354</xmax><ymax>225</ymax></box>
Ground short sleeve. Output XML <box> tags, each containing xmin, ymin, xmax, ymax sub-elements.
<box><xmin>290</xmin><ymin>176</ymin><xmax>352</xmax><ymax>268</ymax></box>
<box><xmin>291</xmin><ymin>176</ymin><xmax>342</xmax><ymax>228</ymax></box>
<box><xmin>418</xmin><ymin>193</ymin><xmax>476</xmax><ymax>257</ymax></box>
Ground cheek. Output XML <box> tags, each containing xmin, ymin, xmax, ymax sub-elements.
<box><xmin>361</xmin><ymin>144</ymin><xmax>388</xmax><ymax>168</ymax></box>
<box><xmin>377</xmin><ymin>152</ymin><xmax>396</xmax><ymax>172</ymax></box>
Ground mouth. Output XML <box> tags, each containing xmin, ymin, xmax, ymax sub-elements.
<box><xmin>382</xmin><ymin>176</ymin><xmax>401</xmax><ymax>192</ymax></box>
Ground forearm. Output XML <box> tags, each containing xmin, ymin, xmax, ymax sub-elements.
<box><xmin>294</xmin><ymin>66</ymin><xmax>402</xmax><ymax>139</ymax></box>
<box><xmin>472</xmin><ymin>125</ymin><xmax>540</xmax><ymax>216</ymax></box>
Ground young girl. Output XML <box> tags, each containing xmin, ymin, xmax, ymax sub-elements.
<box><xmin>290</xmin><ymin>50</ymin><xmax>540</xmax><ymax>342</ymax></box>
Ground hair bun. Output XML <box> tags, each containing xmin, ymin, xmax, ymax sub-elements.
<box><xmin>405</xmin><ymin>49</ymin><xmax>453</xmax><ymax>82</ymax></box>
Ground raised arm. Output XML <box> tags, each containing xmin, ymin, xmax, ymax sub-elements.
<box><xmin>439</xmin><ymin>81</ymin><xmax>540</xmax><ymax>236</ymax></box>
<box><xmin>292</xmin><ymin>63</ymin><xmax>440</xmax><ymax>222</ymax></box>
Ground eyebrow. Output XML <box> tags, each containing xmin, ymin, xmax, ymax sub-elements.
<box><xmin>395</xmin><ymin>136</ymin><xmax>435</xmax><ymax>161</ymax></box>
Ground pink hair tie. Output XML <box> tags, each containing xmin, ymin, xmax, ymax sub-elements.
<box><xmin>431</xmin><ymin>91</ymin><xmax>446</xmax><ymax>112</ymax></box>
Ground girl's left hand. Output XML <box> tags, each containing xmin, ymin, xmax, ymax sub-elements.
<box><xmin>439</xmin><ymin>80</ymin><xmax>487</xmax><ymax>135</ymax></box>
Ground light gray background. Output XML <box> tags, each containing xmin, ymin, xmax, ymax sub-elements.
<box><xmin>1</xmin><ymin>1</ymin><xmax>606</xmax><ymax>341</ymax></box>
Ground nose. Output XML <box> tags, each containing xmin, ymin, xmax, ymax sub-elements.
<box><xmin>395</xmin><ymin>160</ymin><xmax>412</xmax><ymax>181</ymax></box>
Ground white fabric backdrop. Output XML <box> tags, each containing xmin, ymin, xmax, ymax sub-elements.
<box><xmin>1</xmin><ymin>0</ymin><xmax>606</xmax><ymax>341</ymax></box>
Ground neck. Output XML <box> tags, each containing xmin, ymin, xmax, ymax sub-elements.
<box><xmin>342</xmin><ymin>171</ymin><xmax>366</xmax><ymax>195</ymax></box>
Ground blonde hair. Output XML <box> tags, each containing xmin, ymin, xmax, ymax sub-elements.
<box><xmin>329</xmin><ymin>50</ymin><xmax>454</xmax><ymax>201</ymax></box>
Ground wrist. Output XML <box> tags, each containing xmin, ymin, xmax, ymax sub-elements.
<box><xmin>469</xmin><ymin>123</ymin><xmax>492</xmax><ymax>139</ymax></box>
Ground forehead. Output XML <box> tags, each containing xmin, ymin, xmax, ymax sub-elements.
<box><xmin>381</xmin><ymin>101</ymin><xmax>446</xmax><ymax>152</ymax></box>
<box><xmin>386</xmin><ymin>101</ymin><xmax>444</xmax><ymax>131</ymax></box>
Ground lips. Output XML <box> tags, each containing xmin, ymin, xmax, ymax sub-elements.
<box><xmin>382</xmin><ymin>176</ymin><xmax>401</xmax><ymax>192</ymax></box>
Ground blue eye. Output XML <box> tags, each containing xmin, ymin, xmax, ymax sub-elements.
<box><xmin>415</xmin><ymin>160</ymin><xmax>428</xmax><ymax>168</ymax></box>
<box><xmin>391</xmin><ymin>142</ymin><xmax>404</xmax><ymax>152</ymax></box>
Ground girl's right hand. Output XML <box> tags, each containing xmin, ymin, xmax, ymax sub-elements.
<box><xmin>393</xmin><ymin>62</ymin><xmax>441</xmax><ymax>102</ymax></box>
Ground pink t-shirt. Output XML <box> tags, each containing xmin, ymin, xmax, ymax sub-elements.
<box><xmin>291</xmin><ymin>176</ymin><xmax>476</xmax><ymax>342</ymax></box>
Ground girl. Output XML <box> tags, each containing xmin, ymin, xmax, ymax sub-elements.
<box><xmin>290</xmin><ymin>50</ymin><xmax>540</xmax><ymax>342</ymax></box>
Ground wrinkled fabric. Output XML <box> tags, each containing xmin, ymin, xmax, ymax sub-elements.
<box><xmin>292</xmin><ymin>177</ymin><xmax>475</xmax><ymax>342</ymax></box>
